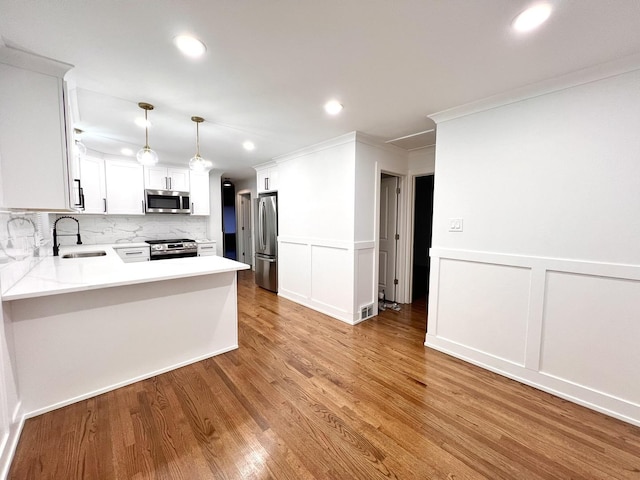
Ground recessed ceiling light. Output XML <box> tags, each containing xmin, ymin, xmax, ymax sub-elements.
<box><xmin>324</xmin><ymin>100</ymin><xmax>343</xmax><ymax>115</ymax></box>
<box><xmin>134</xmin><ymin>117</ymin><xmax>151</xmax><ymax>128</ymax></box>
<box><xmin>512</xmin><ymin>4</ymin><xmax>552</xmax><ymax>32</ymax></box>
<box><xmin>174</xmin><ymin>35</ymin><xmax>207</xmax><ymax>58</ymax></box>
<box><xmin>121</xmin><ymin>148</ymin><xmax>133</xmax><ymax>156</ymax></box>
<box><xmin>243</xmin><ymin>140</ymin><xmax>255</xmax><ymax>151</ymax></box>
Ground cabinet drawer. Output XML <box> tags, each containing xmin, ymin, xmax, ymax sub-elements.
<box><xmin>114</xmin><ymin>247</ymin><xmax>150</xmax><ymax>263</ymax></box>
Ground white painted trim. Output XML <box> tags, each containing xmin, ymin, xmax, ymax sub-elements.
<box><xmin>272</xmin><ymin>132</ymin><xmax>357</xmax><ymax>164</ymax></box>
<box><xmin>0</xmin><ymin>410</ymin><xmax>25</xmax><ymax>480</ymax></box>
<box><xmin>425</xmin><ymin>336</ymin><xmax>640</xmax><ymax>427</ymax></box>
<box><xmin>278</xmin><ymin>289</ymin><xmax>357</xmax><ymax>325</ymax></box>
<box><xmin>22</xmin><ymin>345</ymin><xmax>238</xmax><ymax>419</ymax></box>
<box><xmin>429</xmin><ymin>247</ymin><xmax>640</xmax><ymax>279</ymax></box>
<box><xmin>429</xmin><ymin>53</ymin><xmax>640</xmax><ymax>124</ymax></box>
<box><xmin>279</xmin><ymin>236</ymin><xmax>373</xmax><ymax>251</ymax></box>
<box><xmin>0</xmin><ymin>45</ymin><xmax>73</xmax><ymax>78</ymax></box>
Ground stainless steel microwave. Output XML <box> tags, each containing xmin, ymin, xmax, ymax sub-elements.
<box><xmin>145</xmin><ymin>189</ymin><xmax>191</xmax><ymax>214</ymax></box>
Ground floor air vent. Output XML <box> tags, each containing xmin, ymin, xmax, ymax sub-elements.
<box><xmin>360</xmin><ymin>304</ymin><xmax>374</xmax><ymax>320</ymax></box>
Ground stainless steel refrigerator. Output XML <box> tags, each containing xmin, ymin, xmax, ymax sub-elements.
<box><xmin>255</xmin><ymin>192</ymin><xmax>278</xmax><ymax>292</ymax></box>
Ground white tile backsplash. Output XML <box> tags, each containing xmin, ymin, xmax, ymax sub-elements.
<box><xmin>51</xmin><ymin>214</ymin><xmax>208</xmax><ymax>245</ymax></box>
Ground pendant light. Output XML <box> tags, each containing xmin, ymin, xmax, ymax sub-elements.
<box><xmin>73</xmin><ymin>128</ymin><xmax>87</xmax><ymax>157</ymax></box>
<box><xmin>136</xmin><ymin>102</ymin><xmax>159</xmax><ymax>166</ymax></box>
<box><xmin>189</xmin><ymin>116</ymin><xmax>213</xmax><ymax>172</ymax></box>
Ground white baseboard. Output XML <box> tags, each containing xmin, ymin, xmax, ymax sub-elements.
<box><xmin>425</xmin><ymin>335</ymin><xmax>640</xmax><ymax>427</ymax></box>
<box><xmin>0</xmin><ymin>402</ymin><xmax>24</xmax><ymax>480</ymax></box>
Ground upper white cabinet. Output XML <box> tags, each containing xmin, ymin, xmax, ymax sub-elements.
<box><xmin>0</xmin><ymin>46</ymin><xmax>74</xmax><ymax>211</ymax></box>
<box><xmin>255</xmin><ymin>163</ymin><xmax>279</xmax><ymax>193</ymax></box>
<box><xmin>104</xmin><ymin>159</ymin><xmax>145</xmax><ymax>215</ymax></box>
<box><xmin>144</xmin><ymin>166</ymin><xmax>189</xmax><ymax>192</ymax></box>
<box><xmin>189</xmin><ymin>171</ymin><xmax>210</xmax><ymax>215</ymax></box>
<box><xmin>78</xmin><ymin>155</ymin><xmax>107</xmax><ymax>214</ymax></box>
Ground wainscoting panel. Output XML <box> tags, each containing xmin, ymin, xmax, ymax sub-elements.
<box><xmin>541</xmin><ymin>271</ymin><xmax>640</xmax><ymax>405</ymax></box>
<box><xmin>355</xmin><ymin>246</ymin><xmax>375</xmax><ymax>322</ymax></box>
<box><xmin>278</xmin><ymin>241</ymin><xmax>311</xmax><ymax>298</ymax></box>
<box><xmin>279</xmin><ymin>237</ymin><xmax>362</xmax><ymax>324</ymax></box>
<box><xmin>436</xmin><ymin>258</ymin><xmax>530</xmax><ymax>366</ymax></box>
<box><xmin>310</xmin><ymin>245</ymin><xmax>352</xmax><ymax>314</ymax></box>
<box><xmin>426</xmin><ymin>248</ymin><xmax>640</xmax><ymax>426</ymax></box>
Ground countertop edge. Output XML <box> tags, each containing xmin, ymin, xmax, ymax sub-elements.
<box><xmin>2</xmin><ymin>243</ymin><xmax>250</xmax><ymax>301</ymax></box>
<box><xmin>2</xmin><ymin>264</ymin><xmax>250</xmax><ymax>301</ymax></box>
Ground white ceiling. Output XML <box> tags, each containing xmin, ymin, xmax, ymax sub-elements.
<box><xmin>1</xmin><ymin>0</ymin><xmax>639</xmax><ymax>180</ymax></box>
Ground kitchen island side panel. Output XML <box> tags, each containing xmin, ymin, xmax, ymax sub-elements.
<box><xmin>8</xmin><ymin>271</ymin><xmax>238</xmax><ymax>416</ymax></box>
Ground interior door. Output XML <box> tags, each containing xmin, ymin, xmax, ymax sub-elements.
<box><xmin>239</xmin><ymin>193</ymin><xmax>252</xmax><ymax>266</ymax></box>
<box><xmin>379</xmin><ymin>175</ymin><xmax>399</xmax><ymax>302</ymax></box>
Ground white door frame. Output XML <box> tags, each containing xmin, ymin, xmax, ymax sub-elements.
<box><xmin>235</xmin><ymin>189</ymin><xmax>253</xmax><ymax>267</ymax></box>
<box><xmin>375</xmin><ymin>169</ymin><xmax>409</xmax><ymax>304</ymax></box>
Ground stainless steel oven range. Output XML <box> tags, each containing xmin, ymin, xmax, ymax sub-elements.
<box><xmin>145</xmin><ymin>238</ymin><xmax>197</xmax><ymax>260</ymax></box>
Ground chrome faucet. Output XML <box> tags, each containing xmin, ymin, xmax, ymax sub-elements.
<box><xmin>53</xmin><ymin>216</ymin><xmax>82</xmax><ymax>256</ymax></box>
<box><xmin>6</xmin><ymin>216</ymin><xmax>36</xmax><ymax>249</ymax></box>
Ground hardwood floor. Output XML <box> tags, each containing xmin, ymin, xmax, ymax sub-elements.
<box><xmin>9</xmin><ymin>270</ymin><xmax>640</xmax><ymax>479</ymax></box>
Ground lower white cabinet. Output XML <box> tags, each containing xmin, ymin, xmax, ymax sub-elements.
<box><xmin>104</xmin><ymin>159</ymin><xmax>145</xmax><ymax>215</ymax></box>
<box><xmin>197</xmin><ymin>240</ymin><xmax>217</xmax><ymax>256</ymax></box>
<box><xmin>113</xmin><ymin>245</ymin><xmax>150</xmax><ymax>263</ymax></box>
<box><xmin>189</xmin><ymin>171</ymin><xmax>210</xmax><ymax>215</ymax></box>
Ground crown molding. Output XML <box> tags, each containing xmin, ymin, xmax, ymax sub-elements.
<box><xmin>428</xmin><ymin>53</ymin><xmax>640</xmax><ymax>125</ymax></box>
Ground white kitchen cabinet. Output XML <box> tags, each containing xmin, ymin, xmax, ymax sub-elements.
<box><xmin>145</xmin><ymin>166</ymin><xmax>190</xmax><ymax>192</ymax></box>
<box><xmin>189</xmin><ymin>171</ymin><xmax>210</xmax><ymax>215</ymax></box>
<box><xmin>256</xmin><ymin>163</ymin><xmax>279</xmax><ymax>193</ymax></box>
<box><xmin>0</xmin><ymin>46</ymin><xmax>74</xmax><ymax>211</ymax></box>
<box><xmin>113</xmin><ymin>245</ymin><xmax>150</xmax><ymax>263</ymax></box>
<box><xmin>78</xmin><ymin>155</ymin><xmax>107</xmax><ymax>214</ymax></box>
<box><xmin>196</xmin><ymin>240</ymin><xmax>217</xmax><ymax>256</ymax></box>
<box><xmin>104</xmin><ymin>159</ymin><xmax>145</xmax><ymax>215</ymax></box>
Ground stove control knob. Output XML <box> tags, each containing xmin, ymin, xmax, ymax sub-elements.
<box><xmin>152</xmin><ymin>244</ymin><xmax>163</xmax><ymax>251</ymax></box>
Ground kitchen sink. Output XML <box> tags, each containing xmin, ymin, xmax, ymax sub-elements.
<box><xmin>61</xmin><ymin>251</ymin><xmax>107</xmax><ymax>259</ymax></box>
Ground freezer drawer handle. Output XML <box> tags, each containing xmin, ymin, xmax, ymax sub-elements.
<box><xmin>258</xmin><ymin>257</ymin><xmax>276</xmax><ymax>263</ymax></box>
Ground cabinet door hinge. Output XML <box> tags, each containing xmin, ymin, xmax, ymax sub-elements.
<box><xmin>395</xmin><ymin>233</ymin><xmax>400</xmax><ymax>240</ymax></box>
<box><xmin>396</xmin><ymin>187</ymin><xmax>400</xmax><ymax>195</ymax></box>
<box><xmin>394</xmin><ymin>279</ymin><xmax>399</xmax><ymax>285</ymax></box>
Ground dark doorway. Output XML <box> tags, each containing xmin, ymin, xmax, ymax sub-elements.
<box><xmin>412</xmin><ymin>175</ymin><xmax>434</xmax><ymax>301</ymax></box>
<box><xmin>222</xmin><ymin>179</ymin><xmax>237</xmax><ymax>260</ymax></box>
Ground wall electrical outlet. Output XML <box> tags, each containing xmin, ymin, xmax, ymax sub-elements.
<box><xmin>449</xmin><ymin>218</ymin><xmax>463</xmax><ymax>232</ymax></box>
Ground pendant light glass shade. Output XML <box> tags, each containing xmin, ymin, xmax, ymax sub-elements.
<box><xmin>189</xmin><ymin>116</ymin><xmax>213</xmax><ymax>173</ymax></box>
<box><xmin>73</xmin><ymin>128</ymin><xmax>87</xmax><ymax>157</ymax></box>
<box><xmin>136</xmin><ymin>102</ymin><xmax>159</xmax><ymax>166</ymax></box>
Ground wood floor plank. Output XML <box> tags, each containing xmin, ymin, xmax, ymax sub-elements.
<box><xmin>8</xmin><ymin>270</ymin><xmax>640</xmax><ymax>479</ymax></box>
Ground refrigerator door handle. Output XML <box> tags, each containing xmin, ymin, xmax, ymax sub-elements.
<box><xmin>257</xmin><ymin>256</ymin><xmax>276</xmax><ymax>263</ymax></box>
<box><xmin>258</xmin><ymin>200</ymin><xmax>264</xmax><ymax>251</ymax></box>
<box><xmin>261</xmin><ymin>201</ymin><xmax>267</xmax><ymax>249</ymax></box>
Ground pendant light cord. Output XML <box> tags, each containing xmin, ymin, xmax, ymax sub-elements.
<box><xmin>144</xmin><ymin>109</ymin><xmax>150</xmax><ymax>149</ymax></box>
<box><xmin>195</xmin><ymin>121</ymin><xmax>200</xmax><ymax>157</ymax></box>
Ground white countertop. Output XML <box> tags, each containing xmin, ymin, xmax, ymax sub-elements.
<box><xmin>2</xmin><ymin>244</ymin><xmax>249</xmax><ymax>301</ymax></box>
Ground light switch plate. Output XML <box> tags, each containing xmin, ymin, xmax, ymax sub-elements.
<box><xmin>449</xmin><ymin>218</ymin><xmax>463</xmax><ymax>232</ymax></box>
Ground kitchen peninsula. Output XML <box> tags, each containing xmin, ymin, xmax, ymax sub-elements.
<box><xmin>2</xmin><ymin>245</ymin><xmax>249</xmax><ymax>417</ymax></box>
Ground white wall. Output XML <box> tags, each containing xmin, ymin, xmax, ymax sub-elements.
<box><xmin>408</xmin><ymin>146</ymin><xmax>435</xmax><ymax>176</ymax></box>
<box><xmin>276</xmin><ymin>134</ymin><xmax>358</xmax><ymax>322</ymax></box>
<box><xmin>426</xmin><ymin>66</ymin><xmax>640</xmax><ymax>426</ymax></box>
<box><xmin>276</xmin><ymin>132</ymin><xmax>410</xmax><ymax>323</ymax></box>
<box><xmin>207</xmin><ymin>171</ymin><xmax>224</xmax><ymax>255</ymax></box>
